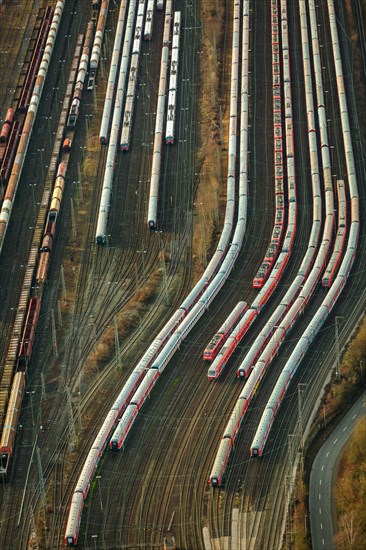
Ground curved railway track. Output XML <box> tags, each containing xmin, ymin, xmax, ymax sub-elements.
<box><xmin>77</xmin><ymin>2</ymin><xmax>365</xmax><ymax>550</ymax></box>
<box><xmin>29</xmin><ymin>2</ymin><xmax>203</xmax><ymax>545</ymax></box>
<box><xmin>0</xmin><ymin>0</ymin><xmax>364</xmax><ymax>549</ymax></box>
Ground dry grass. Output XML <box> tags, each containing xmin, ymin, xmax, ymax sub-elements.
<box><xmin>292</xmin><ymin>316</ymin><xmax>366</xmax><ymax>548</ymax></box>
<box><xmin>344</xmin><ymin>0</ymin><xmax>359</xmax><ymax>43</ymax></box>
<box><xmin>291</xmin><ymin>474</ymin><xmax>311</xmax><ymax>550</ymax></box>
<box><xmin>59</xmin><ymin>78</ymin><xmax>107</xmax><ymax>317</ymax></box>
<box><xmin>334</xmin><ymin>417</ymin><xmax>366</xmax><ymax>549</ymax></box>
<box><xmin>0</xmin><ymin>3</ymin><xmax>28</xmax><ymax>106</ymax></box>
<box><xmin>192</xmin><ymin>0</ymin><xmax>230</xmax><ymax>279</ymax></box>
<box><xmin>316</xmin><ymin>317</ymin><xmax>366</xmax><ymax>423</ymax></box>
<box><xmin>60</xmin><ymin>130</ymin><xmax>100</xmax><ymax>316</ymax></box>
<box><xmin>83</xmin><ymin>155</ymin><xmax>97</xmax><ymax>180</ymax></box>
<box><xmin>343</xmin><ymin>0</ymin><xmax>366</xmax><ymax>134</ymax></box>
<box><xmin>85</xmin><ymin>268</ymin><xmax>163</xmax><ymax>374</ymax></box>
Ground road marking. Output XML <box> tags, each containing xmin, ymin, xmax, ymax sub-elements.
<box><xmin>322</xmin><ymin>539</ymin><xmax>325</xmax><ymax>545</ymax></box>
<box><xmin>319</xmin><ymin>493</ymin><xmax>321</xmax><ymax>500</ymax></box>
<box><xmin>326</xmin><ymin>451</ymin><xmax>329</xmax><ymax>457</ymax></box>
<box><xmin>353</xmin><ymin>414</ymin><xmax>357</xmax><ymax>419</ymax></box>
<box><xmin>319</xmin><ymin>508</ymin><xmax>322</xmax><ymax>515</ymax></box>
<box><xmin>321</xmin><ymin>523</ymin><xmax>323</xmax><ymax>530</ymax></box>
<box><xmin>319</xmin><ymin>479</ymin><xmax>322</xmax><ymax>486</ymax></box>
<box><xmin>321</xmin><ymin>464</ymin><xmax>324</xmax><ymax>471</ymax></box>
<box><xmin>343</xmin><ymin>426</ymin><xmax>347</xmax><ymax>431</ymax></box>
<box><xmin>333</xmin><ymin>438</ymin><xmax>338</xmax><ymax>444</ymax></box>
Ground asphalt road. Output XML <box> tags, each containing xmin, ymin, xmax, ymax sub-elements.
<box><xmin>309</xmin><ymin>393</ymin><xmax>366</xmax><ymax>550</ymax></box>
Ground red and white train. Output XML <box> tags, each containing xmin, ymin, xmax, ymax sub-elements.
<box><xmin>250</xmin><ymin>0</ymin><xmax>359</xmax><ymax>458</ymax></box>
<box><xmin>203</xmin><ymin>301</ymin><xmax>247</xmax><ymax>361</ymax></box>
<box><xmin>66</xmin><ymin>0</ymin><xmax>251</xmax><ymax>541</ymax></box>
<box><xmin>322</xmin><ymin>179</ymin><xmax>347</xmax><ymax>287</ymax></box>
<box><xmin>252</xmin><ymin>3</ymin><xmax>287</xmax><ymax>289</ymax></box>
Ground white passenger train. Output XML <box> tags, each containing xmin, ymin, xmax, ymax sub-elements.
<box><xmin>66</xmin><ymin>0</ymin><xmax>250</xmax><ymax>541</ymax></box>
<box><xmin>144</xmin><ymin>0</ymin><xmax>155</xmax><ymax>40</ymax></box>
<box><xmin>165</xmin><ymin>11</ymin><xmax>181</xmax><ymax>144</ymax></box>
<box><xmin>99</xmin><ymin>0</ymin><xmax>128</xmax><ymax>144</ymax></box>
<box><xmin>120</xmin><ymin>0</ymin><xmax>146</xmax><ymax>151</ymax></box>
<box><xmin>95</xmin><ymin>0</ymin><xmax>139</xmax><ymax>243</ymax></box>
<box><xmin>250</xmin><ymin>0</ymin><xmax>359</xmax><ymax>458</ymax></box>
<box><xmin>322</xmin><ymin>179</ymin><xmax>347</xmax><ymax>287</ymax></box>
<box><xmin>211</xmin><ymin>0</ymin><xmax>333</xmax><ymax>484</ymax></box>
<box><xmin>146</xmin><ymin>0</ymin><xmax>172</xmax><ymax>228</ymax></box>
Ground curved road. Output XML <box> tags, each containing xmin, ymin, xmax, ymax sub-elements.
<box><xmin>309</xmin><ymin>392</ymin><xmax>366</xmax><ymax>550</ymax></box>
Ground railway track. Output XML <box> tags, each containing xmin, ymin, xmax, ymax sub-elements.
<box><xmin>0</xmin><ymin>0</ymin><xmax>41</xmax><ymax>116</ymax></box>
<box><xmin>0</xmin><ymin>0</ymin><xmax>364</xmax><ymax>549</ymax></box>
<box><xmin>78</xmin><ymin>1</ymin><xmax>366</xmax><ymax>549</ymax></box>
<box><xmin>73</xmin><ymin>0</ymin><xmax>298</xmax><ymax>548</ymax></box>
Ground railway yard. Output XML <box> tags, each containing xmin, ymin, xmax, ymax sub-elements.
<box><xmin>0</xmin><ymin>0</ymin><xmax>365</xmax><ymax>549</ymax></box>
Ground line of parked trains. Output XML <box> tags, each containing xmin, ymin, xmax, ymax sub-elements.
<box><xmin>249</xmin><ymin>0</ymin><xmax>359</xmax><ymax>458</ymax></box>
<box><xmin>252</xmin><ymin>6</ymin><xmax>287</xmax><ymax>289</ymax></box>
<box><xmin>96</xmin><ymin>0</ymin><xmax>137</xmax><ymax>242</ymax></box>
<box><xmin>210</xmin><ymin>0</ymin><xmax>319</xmax><ymax>485</ymax></box>
<box><xmin>65</xmin><ymin>0</ymin><xmax>359</xmax><ymax>539</ymax></box>
<box><xmin>0</xmin><ymin>0</ymin><xmax>101</xmax><ymax>475</ymax></box>
<box><xmin>147</xmin><ymin>0</ymin><xmax>173</xmax><ymax>228</ymax></box>
<box><xmin>207</xmin><ymin>0</ymin><xmax>297</xmax><ymax>382</ymax></box>
<box><xmin>165</xmin><ymin>11</ymin><xmax>180</xmax><ymax>144</ymax></box>
<box><xmin>65</xmin><ymin>0</ymin><xmax>250</xmax><ymax>543</ymax></box>
<box><xmin>120</xmin><ymin>0</ymin><xmax>147</xmax><ymax>151</ymax></box>
<box><xmin>0</xmin><ymin>1</ymin><xmax>66</xmax><ymax>256</ymax></box>
<box><xmin>209</xmin><ymin>0</ymin><xmax>358</xmax><ymax>485</ymax></box>
<box><xmin>96</xmin><ymin>0</ymin><xmax>176</xmax><ymax>242</ymax></box>
<box><xmin>0</xmin><ymin>7</ymin><xmax>53</xmax><ymax>195</ymax></box>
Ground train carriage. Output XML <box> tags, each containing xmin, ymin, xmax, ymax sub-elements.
<box><xmin>130</xmin><ymin>368</ymin><xmax>159</xmax><ymax>408</ymax></box>
<box><xmin>271</xmin><ymin>223</ymin><xmax>283</xmax><ymax>244</ymax></box>
<box><xmin>203</xmin><ymin>301</ymin><xmax>248</xmax><ymax>361</ymax></box>
<box><xmin>0</xmin><ymin>372</ymin><xmax>25</xmax><ymax>474</ymax></box>
<box><xmin>36</xmin><ymin>251</ymin><xmax>50</xmax><ymax>285</ymax></box>
<box><xmin>75</xmin><ymin>447</ymin><xmax>101</xmax><ymax>499</ymax></box>
<box><xmin>64</xmin><ymin>491</ymin><xmax>84</xmax><ymax>546</ymax></box>
<box><xmin>92</xmin><ymin>410</ymin><xmax>118</xmax><ymax>454</ymax></box>
<box><xmin>253</xmin><ymin>262</ymin><xmax>271</xmax><ymax>289</ymax></box>
<box><xmin>223</xmin><ymin>400</ymin><xmax>244</xmax><ymax>440</ymax></box>
<box><xmin>0</xmin><ymin>108</ymin><xmax>15</xmax><ymax>143</ymax></box>
<box><xmin>209</xmin><ymin>437</ymin><xmax>232</xmax><ymax>486</ymax></box>
<box><xmin>110</xmin><ymin>404</ymin><xmax>138</xmax><ymax>450</ymax></box>
<box><xmin>144</xmin><ymin>4</ymin><xmax>154</xmax><ymax>40</ymax></box>
<box><xmin>250</xmin><ymin>409</ymin><xmax>273</xmax><ymax>457</ymax></box>
<box><xmin>18</xmin><ymin>297</ymin><xmax>41</xmax><ymax>363</ymax></box>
